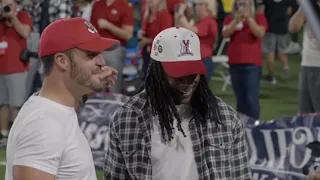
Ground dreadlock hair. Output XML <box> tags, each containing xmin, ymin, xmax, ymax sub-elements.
<box><xmin>140</xmin><ymin>59</ymin><xmax>222</xmax><ymax>141</ymax></box>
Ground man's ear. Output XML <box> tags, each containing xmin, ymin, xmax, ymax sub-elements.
<box><xmin>54</xmin><ymin>53</ymin><xmax>69</xmax><ymax>72</ymax></box>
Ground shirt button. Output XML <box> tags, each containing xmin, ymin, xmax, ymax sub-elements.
<box><xmin>189</xmin><ymin>124</ymin><xmax>194</xmax><ymax>129</ymax></box>
<box><xmin>193</xmin><ymin>146</ymin><xmax>199</xmax><ymax>152</ymax></box>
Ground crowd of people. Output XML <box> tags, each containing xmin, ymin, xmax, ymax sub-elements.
<box><xmin>0</xmin><ymin>0</ymin><xmax>320</xmax><ymax>179</ymax></box>
<box><xmin>0</xmin><ymin>0</ymin><xmax>318</xmax><ymax>142</ymax></box>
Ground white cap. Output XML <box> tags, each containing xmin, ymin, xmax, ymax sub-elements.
<box><xmin>150</xmin><ymin>27</ymin><xmax>207</xmax><ymax>77</ymax></box>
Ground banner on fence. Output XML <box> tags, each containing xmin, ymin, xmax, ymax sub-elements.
<box><xmin>247</xmin><ymin>115</ymin><xmax>320</xmax><ymax>180</ymax></box>
<box><xmin>77</xmin><ymin>93</ymin><xmax>130</xmax><ymax>170</ymax></box>
<box><xmin>78</xmin><ymin>93</ymin><xmax>320</xmax><ymax>179</ymax></box>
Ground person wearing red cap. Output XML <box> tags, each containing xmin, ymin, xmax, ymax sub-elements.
<box><xmin>90</xmin><ymin>0</ymin><xmax>134</xmax><ymax>93</ymax></box>
<box><xmin>5</xmin><ymin>17</ymin><xmax>119</xmax><ymax>180</ymax></box>
<box><xmin>104</xmin><ymin>27</ymin><xmax>251</xmax><ymax>179</ymax></box>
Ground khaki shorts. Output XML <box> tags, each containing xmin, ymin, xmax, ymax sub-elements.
<box><xmin>263</xmin><ymin>33</ymin><xmax>289</xmax><ymax>53</ymax></box>
<box><xmin>0</xmin><ymin>72</ymin><xmax>28</xmax><ymax>107</ymax></box>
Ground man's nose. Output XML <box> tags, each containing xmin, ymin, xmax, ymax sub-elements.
<box><xmin>97</xmin><ymin>54</ymin><xmax>106</xmax><ymax>66</ymax></box>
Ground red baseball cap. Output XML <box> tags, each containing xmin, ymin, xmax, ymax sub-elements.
<box><xmin>150</xmin><ymin>27</ymin><xmax>207</xmax><ymax>78</ymax></box>
<box><xmin>39</xmin><ymin>17</ymin><xmax>120</xmax><ymax>58</ymax></box>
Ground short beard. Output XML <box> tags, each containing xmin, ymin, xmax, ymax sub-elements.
<box><xmin>69</xmin><ymin>57</ymin><xmax>104</xmax><ymax>91</ymax></box>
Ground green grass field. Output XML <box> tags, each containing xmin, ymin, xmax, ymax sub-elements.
<box><xmin>0</xmin><ymin>54</ymin><xmax>302</xmax><ymax>179</ymax></box>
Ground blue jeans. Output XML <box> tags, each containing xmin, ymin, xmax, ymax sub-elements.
<box><xmin>229</xmin><ymin>64</ymin><xmax>261</xmax><ymax>119</ymax></box>
<box><xmin>202</xmin><ymin>57</ymin><xmax>214</xmax><ymax>82</ymax></box>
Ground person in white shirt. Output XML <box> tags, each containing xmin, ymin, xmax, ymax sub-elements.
<box><xmin>5</xmin><ymin>17</ymin><xmax>120</xmax><ymax>180</ymax></box>
<box><xmin>289</xmin><ymin>3</ymin><xmax>320</xmax><ymax>114</ymax></box>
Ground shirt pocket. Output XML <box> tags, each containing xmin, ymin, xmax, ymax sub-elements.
<box><xmin>121</xmin><ymin>142</ymin><xmax>149</xmax><ymax>178</ymax></box>
<box><xmin>204</xmin><ymin>133</ymin><xmax>233</xmax><ymax>178</ymax></box>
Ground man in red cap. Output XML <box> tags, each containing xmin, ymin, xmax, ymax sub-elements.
<box><xmin>104</xmin><ymin>27</ymin><xmax>251</xmax><ymax>179</ymax></box>
<box><xmin>5</xmin><ymin>17</ymin><xmax>119</xmax><ymax>180</ymax></box>
<box><xmin>90</xmin><ymin>0</ymin><xmax>134</xmax><ymax>93</ymax></box>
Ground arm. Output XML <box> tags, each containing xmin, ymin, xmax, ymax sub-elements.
<box><xmin>231</xmin><ymin>113</ymin><xmax>251</xmax><ymax>179</ymax></box>
<box><xmin>222</xmin><ymin>17</ymin><xmax>239</xmax><ymax>38</ymax></box>
<box><xmin>99</xmin><ymin>3</ymin><xmax>134</xmax><ymax>41</ymax></box>
<box><xmin>104</xmin><ymin>110</ymin><xmax>131</xmax><ymax>180</ymax></box>
<box><xmin>247</xmin><ymin>17</ymin><xmax>267</xmax><ymax>38</ymax></box>
<box><xmin>12</xmin><ymin>116</ymin><xmax>64</xmax><ymax>180</ymax></box>
<box><xmin>11</xmin><ymin>15</ymin><xmax>32</xmax><ymax>39</ymax></box>
<box><xmin>13</xmin><ymin>167</ymin><xmax>56</xmax><ymax>180</ymax></box>
<box><xmin>138</xmin><ymin>19</ymin><xmax>152</xmax><ymax>47</ymax></box>
<box><xmin>139</xmin><ymin>37</ymin><xmax>153</xmax><ymax>47</ymax></box>
<box><xmin>178</xmin><ymin>15</ymin><xmax>198</xmax><ymax>33</ymax></box>
<box><xmin>101</xmin><ymin>23</ymin><xmax>134</xmax><ymax>41</ymax></box>
<box><xmin>288</xmin><ymin>8</ymin><xmax>305</xmax><ymax>33</ymax></box>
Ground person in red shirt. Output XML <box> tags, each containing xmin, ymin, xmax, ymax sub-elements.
<box><xmin>90</xmin><ymin>0</ymin><xmax>134</xmax><ymax>93</ymax></box>
<box><xmin>141</xmin><ymin>0</ymin><xmax>183</xmax><ymax>17</ymax></box>
<box><xmin>175</xmin><ymin>0</ymin><xmax>218</xmax><ymax>82</ymax></box>
<box><xmin>0</xmin><ymin>0</ymin><xmax>32</xmax><ymax>144</ymax></box>
<box><xmin>139</xmin><ymin>0</ymin><xmax>173</xmax><ymax>77</ymax></box>
<box><xmin>222</xmin><ymin>0</ymin><xmax>267</xmax><ymax>119</ymax></box>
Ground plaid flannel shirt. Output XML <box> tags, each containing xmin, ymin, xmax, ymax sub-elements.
<box><xmin>104</xmin><ymin>90</ymin><xmax>251</xmax><ymax>180</ymax></box>
<box><xmin>22</xmin><ymin>0</ymin><xmax>74</xmax><ymax>33</ymax></box>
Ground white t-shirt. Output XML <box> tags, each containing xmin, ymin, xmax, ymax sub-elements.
<box><xmin>5</xmin><ymin>96</ymin><xmax>97</xmax><ymax>180</ymax></box>
<box><xmin>151</xmin><ymin>104</ymin><xmax>198</xmax><ymax>180</ymax></box>
<box><xmin>301</xmin><ymin>25</ymin><xmax>320</xmax><ymax>67</ymax></box>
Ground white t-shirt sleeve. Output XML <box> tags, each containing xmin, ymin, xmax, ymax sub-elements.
<box><xmin>81</xmin><ymin>3</ymin><xmax>93</xmax><ymax>21</ymax></box>
<box><xmin>12</xmin><ymin>114</ymin><xmax>65</xmax><ymax>175</ymax></box>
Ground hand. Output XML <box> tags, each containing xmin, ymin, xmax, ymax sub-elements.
<box><xmin>97</xmin><ymin>18</ymin><xmax>110</xmax><ymax>29</ymax></box>
<box><xmin>137</xmin><ymin>29</ymin><xmax>144</xmax><ymax>39</ymax></box>
<box><xmin>308</xmin><ymin>170</ymin><xmax>320</xmax><ymax>180</ymax></box>
<box><xmin>2</xmin><ymin>10</ymin><xmax>15</xmax><ymax>19</ymax></box>
<box><xmin>99</xmin><ymin>65</ymin><xmax>118</xmax><ymax>88</ymax></box>
<box><xmin>139</xmin><ymin>37</ymin><xmax>150</xmax><ymax>48</ymax></box>
<box><xmin>234</xmin><ymin>11</ymin><xmax>242</xmax><ymax>22</ymax></box>
<box><xmin>243</xmin><ymin>10</ymin><xmax>250</xmax><ymax>19</ymax></box>
<box><xmin>176</xmin><ymin>3</ymin><xmax>187</xmax><ymax>16</ymax></box>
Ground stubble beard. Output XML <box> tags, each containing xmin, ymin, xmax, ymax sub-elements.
<box><xmin>70</xmin><ymin>60</ymin><xmax>105</xmax><ymax>92</ymax></box>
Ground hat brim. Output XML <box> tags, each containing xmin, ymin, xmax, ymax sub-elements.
<box><xmin>76</xmin><ymin>37</ymin><xmax>120</xmax><ymax>52</ymax></box>
<box><xmin>161</xmin><ymin>60</ymin><xmax>208</xmax><ymax>78</ymax></box>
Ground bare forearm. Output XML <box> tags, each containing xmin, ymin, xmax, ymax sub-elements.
<box><xmin>289</xmin><ymin>8</ymin><xmax>305</xmax><ymax>33</ymax></box>
<box><xmin>178</xmin><ymin>16</ymin><xmax>198</xmax><ymax>33</ymax></box>
<box><xmin>11</xmin><ymin>16</ymin><xmax>31</xmax><ymax>38</ymax></box>
<box><xmin>247</xmin><ymin>18</ymin><xmax>266</xmax><ymax>38</ymax></box>
<box><xmin>222</xmin><ymin>20</ymin><xmax>238</xmax><ymax>37</ymax></box>
<box><xmin>142</xmin><ymin>37</ymin><xmax>152</xmax><ymax>44</ymax></box>
<box><xmin>104</xmin><ymin>23</ymin><xmax>133</xmax><ymax>41</ymax></box>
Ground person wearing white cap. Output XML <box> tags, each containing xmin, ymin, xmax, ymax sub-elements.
<box><xmin>104</xmin><ymin>27</ymin><xmax>251</xmax><ymax>180</ymax></box>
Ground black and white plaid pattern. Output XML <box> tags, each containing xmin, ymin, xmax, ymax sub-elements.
<box><xmin>22</xmin><ymin>0</ymin><xmax>74</xmax><ymax>33</ymax></box>
<box><xmin>104</xmin><ymin>90</ymin><xmax>251</xmax><ymax>180</ymax></box>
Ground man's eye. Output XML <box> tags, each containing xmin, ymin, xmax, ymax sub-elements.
<box><xmin>87</xmin><ymin>53</ymin><xmax>98</xmax><ymax>59</ymax></box>
<box><xmin>87</xmin><ymin>55</ymin><xmax>96</xmax><ymax>59</ymax></box>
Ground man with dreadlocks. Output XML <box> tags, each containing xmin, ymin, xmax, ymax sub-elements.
<box><xmin>104</xmin><ymin>27</ymin><xmax>251</xmax><ymax>180</ymax></box>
